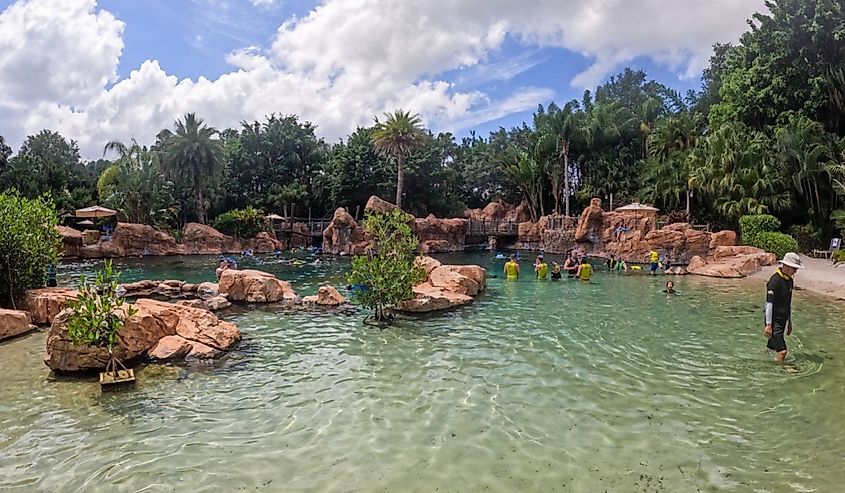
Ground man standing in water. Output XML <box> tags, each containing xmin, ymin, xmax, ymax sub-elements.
<box><xmin>504</xmin><ymin>254</ymin><xmax>520</xmax><ymax>280</ymax></box>
<box><xmin>764</xmin><ymin>252</ymin><xmax>803</xmax><ymax>365</ymax></box>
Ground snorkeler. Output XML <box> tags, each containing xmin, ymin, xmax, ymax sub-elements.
<box><xmin>550</xmin><ymin>261</ymin><xmax>562</xmax><ymax>280</ymax></box>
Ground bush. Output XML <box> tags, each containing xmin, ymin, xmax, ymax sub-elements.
<box><xmin>739</xmin><ymin>214</ymin><xmax>781</xmax><ymax>244</ymax></box>
<box><xmin>347</xmin><ymin>208</ymin><xmax>427</xmax><ymax>323</ymax></box>
<box><xmin>213</xmin><ymin>207</ymin><xmax>265</xmax><ymax>239</ymax></box>
<box><xmin>834</xmin><ymin>249</ymin><xmax>845</xmax><ymax>264</ymax></box>
<box><xmin>66</xmin><ymin>260</ymin><xmax>137</xmax><ymax>352</ymax></box>
<box><xmin>788</xmin><ymin>224</ymin><xmax>821</xmax><ymax>252</ymax></box>
<box><xmin>750</xmin><ymin>232</ymin><xmax>799</xmax><ymax>260</ymax></box>
<box><xmin>0</xmin><ymin>193</ymin><xmax>62</xmax><ymax>308</ymax></box>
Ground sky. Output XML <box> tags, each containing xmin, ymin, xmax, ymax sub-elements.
<box><xmin>0</xmin><ymin>0</ymin><xmax>763</xmax><ymax>159</ymax></box>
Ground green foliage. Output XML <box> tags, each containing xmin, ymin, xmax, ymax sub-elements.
<box><xmin>371</xmin><ymin>110</ymin><xmax>428</xmax><ymax>208</ymax></box>
<box><xmin>739</xmin><ymin>214</ymin><xmax>782</xmax><ymax>244</ymax></box>
<box><xmin>833</xmin><ymin>248</ymin><xmax>845</xmax><ymax>264</ymax></box>
<box><xmin>788</xmin><ymin>224</ymin><xmax>822</xmax><ymax>252</ymax></box>
<box><xmin>66</xmin><ymin>260</ymin><xmax>137</xmax><ymax>352</ymax></box>
<box><xmin>504</xmin><ymin>147</ymin><xmax>545</xmax><ymax>221</ymax></box>
<box><xmin>0</xmin><ymin>193</ymin><xmax>62</xmax><ymax>308</ymax></box>
<box><xmin>212</xmin><ymin>206</ymin><xmax>266</xmax><ymax>239</ymax></box>
<box><xmin>749</xmin><ymin>232</ymin><xmax>799</xmax><ymax>260</ymax></box>
<box><xmin>346</xmin><ymin>208</ymin><xmax>426</xmax><ymax>323</ymax></box>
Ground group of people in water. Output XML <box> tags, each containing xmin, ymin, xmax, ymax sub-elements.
<box><xmin>502</xmin><ymin>248</ymin><xmax>671</xmax><ymax>282</ymax></box>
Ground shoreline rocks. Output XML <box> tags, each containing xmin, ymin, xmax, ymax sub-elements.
<box><xmin>219</xmin><ymin>269</ymin><xmax>299</xmax><ymax>303</ymax></box>
<box><xmin>0</xmin><ymin>309</ymin><xmax>37</xmax><ymax>341</ymax></box>
<box><xmin>397</xmin><ymin>257</ymin><xmax>486</xmax><ymax>313</ymax></box>
<box><xmin>302</xmin><ymin>285</ymin><xmax>347</xmax><ymax>306</ymax></box>
<box><xmin>44</xmin><ymin>298</ymin><xmax>241</xmax><ymax>372</ymax></box>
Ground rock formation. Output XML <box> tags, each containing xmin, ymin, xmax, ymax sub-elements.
<box><xmin>302</xmin><ymin>285</ymin><xmax>347</xmax><ymax>306</ymax></box>
<box><xmin>219</xmin><ymin>269</ymin><xmax>299</xmax><ymax>303</ymax></box>
<box><xmin>57</xmin><ymin>226</ymin><xmax>83</xmax><ymax>257</ymax></box>
<box><xmin>322</xmin><ymin>207</ymin><xmax>368</xmax><ymax>255</ymax></box>
<box><xmin>24</xmin><ymin>287</ymin><xmax>78</xmax><ymax>325</ymax></box>
<box><xmin>397</xmin><ymin>257</ymin><xmax>486</xmax><ymax>313</ymax></box>
<box><xmin>415</xmin><ymin>215</ymin><xmax>468</xmax><ymax>253</ymax></box>
<box><xmin>0</xmin><ymin>309</ymin><xmax>36</xmax><ymax>341</ymax></box>
<box><xmin>687</xmin><ymin>247</ymin><xmax>777</xmax><ymax>278</ymax></box>
<box><xmin>44</xmin><ymin>298</ymin><xmax>240</xmax><ymax>372</ymax></box>
<box><xmin>465</xmin><ymin>199</ymin><xmax>531</xmax><ymax>223</ymax></box>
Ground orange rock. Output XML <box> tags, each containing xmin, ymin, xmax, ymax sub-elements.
<box><xmin>146</xmin><ymin>335</ymin><xmax>193</xmax><ymax>362</ymax></box>
<box><xmin>303</xmin><ymin>285</ymin><xmax>346</xmax><ymax>306</ymax></box>
<box><xmin>219</xmin><ymin>269</ymin><xmax>299</xmax><ymax>303</ymax></box>
<box><xmin>429</xmin><ymin>266</ymin><xmax>480</xmax><ymax>296</ymax></box>
<box><xmin>687</xmin><ymin>251</ymin><xmax>776</xmax><ymax>278</ymax></box>
<box><xmin>396</xmin><ymin>285</ymin><xmax>473</xmax><ymax>312</ymax></box>
<box><xmin>24</xmin><ymin>287</ymin><xmax>78</xmax><ymax>325</ymax></box>
<box><xmin>709</xmin><ymin>230</ymin><xmax>738</xmax><ymax>249</ymax></box>
<box><xmin>0</xmin><ymin>309</ymin><xmax>35</xmax><ymax>341</ymax></box>
<box><xmin>574</xmin><ymin>198</ymin><xmax>605</xmax><ymax>243</ymax></box>
<box><xmin>443</xmin><ymin>265</ymin><xmax>487</xmax><ymax>292</ymax></box>
<box><xmin>416</xmin><ymin>256</ymin><xmax>442</xmax><ymax>275</ymax></box>
<box><xmin>365</xmin><ymin>195</ymin><xmax>401</xmax><ymax>214</ymax></box>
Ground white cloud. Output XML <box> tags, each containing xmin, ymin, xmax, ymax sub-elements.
<box><xmin>0</xmin><ymin>0</ymin><xmax>761</xmax><ymax>158</ymax></box>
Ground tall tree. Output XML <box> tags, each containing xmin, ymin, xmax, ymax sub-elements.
<box><xmin>504</xmin><ymin>147</ymin><xmax>545</xmax><ymax>221</ymax></box>
<box><xmin>534</xmin><ymin>101</ymin><xmax>583</xmax><ymax>216</ymax></box>
<box><xmin>371</xmin><ymin>110</ymin><xmax>428</xmax><ymax>208</ymax></box>
<box><xmin>162</xmin><ymin>113</ymin><xmax>224</xmax><ymax>224</ymax></box>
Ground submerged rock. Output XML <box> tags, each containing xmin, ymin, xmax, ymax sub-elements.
<box><xmin>396</xmin><ymin>257</ymin><xmax>486</xmax><ymax>313</ymax></box>
<box><xmin>0</xmin><ymin>309</ymin><xmax>36</xmax><ymax>341</ymax></box>
<box><xmin>302</xmin><ymin>285</ymin><xmax>346</xmax><ymax>306</ymax></box>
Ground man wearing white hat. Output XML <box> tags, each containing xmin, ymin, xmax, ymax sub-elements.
<box><xmin>764</xmin><ymin>252</ymin><xmax>803</xmax><ymax>365</ymax></box>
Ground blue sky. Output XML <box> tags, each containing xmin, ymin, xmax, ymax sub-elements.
<box><xmin>0</xmin><ymin>0</ymin><xmax>759</xmax><ymax>157</ymax></box>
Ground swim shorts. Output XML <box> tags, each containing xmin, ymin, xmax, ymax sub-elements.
<box><xmin>650</xmin><ymin>262</ymin><xmax>658</xmax><ymax>272</ymax></box>
<box><xmin>766</xmin><ymin>322</ymin><xmax>787</xmax><ymax>352</ymax></box>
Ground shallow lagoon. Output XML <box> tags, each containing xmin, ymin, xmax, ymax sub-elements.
<box><xmin>1</xmin><ymin>253</ymin><xmax>844</xmax><ymax>492</ymax></box>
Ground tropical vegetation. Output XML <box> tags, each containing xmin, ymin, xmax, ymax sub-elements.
<box><xmin>0</xmin><ymin>0</ymin><xmax>843</xmax><ymax>246</ymax></box>
<box><xmin>0</xmin><ymin>193</ymin><xmax>61</xmax><ymax>309</ymax></box>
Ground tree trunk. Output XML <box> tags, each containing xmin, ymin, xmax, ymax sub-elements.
<box><xmin>196</xmin><ymin>186</ymin><xmax>205</xmax><ymax>224</ymax></box>
<box><xmin>396</xmin><ymin>153</ymin><xmax>404</xmax><ymax>208</ymax></box>
<box><xmin>563</xmin><ymin>142</ymin><xmax>570</xmax><ymax>217</ymax></box>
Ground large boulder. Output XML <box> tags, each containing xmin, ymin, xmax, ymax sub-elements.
<box><xmin>709</xmin><ymin>230</ymin><xmax>738</xmax><ymax>249</ymax></box>
<box><xmin>322</xmin><ymin>207</ymin><xmax>367</xmax><ymax>255</ymax></box>
<box><xmin>80</xmin><ymin>222</ymin><xmax>184</xmax><ymax>258</ymax></box>
<box><xmin>465</xmin><ymin>199</ymin><xmax>531</xmax><ymax>223</ymax></box>
<box><xmin>414</xmin><ymin>215</ymin><xmax>467</xmax><ymax>253</ymax></box>
<box><xmin>0</xmin><ymin>309</ymin><xmax>36</xmax><ymax>341</ymax></box>
<box><xmin>415</xmin><ymin>255</ymin><xmax>442</xmax><ymax>275</ymax></box>
<box><xmin>687</xmin><ymin>249</ymin><xmax>777</xmax><ymax>278</ymax></box>
<box><xmin>429</xmin><ymin>266</ymin><xmax>480</xmax><ymax>296</ymax></box>
<box><xmin>302</xmin><ymin>285</ymin><xmax>347</xmax><ymax>306</ymax></box>
<box><xmin>243</xmin><ymin>231</ymin><xmax>283</xmax><ymax>254</ymax></box>
<box><xmin>365</xmin><ymin>195</ymin><xmax>400</xmax><ymax>214</ymax></box>
<box><xmin>543</xmin><ymin>228</ymin><xmax>575</xmax><ymax>254</ymax></box>
<box><xmin>57</xmin><ymin>225</ymin><xmax>83</xmax><ymax>258</ymax></box>
<box><xmin>396</xmin><ymin>284</ymin><xmax>474</xmax><ymax>312</ymax></box>
<box><xmin>219</xmin><ymin>269</ymin><xmax>299</xmax><ymax>303</ymax></box>
<box><xmin>575</xmin><ymin>198</ymin><xmax>605</xmax><ymax>245</ymax></box>
<box><xmin>24</xmin><ymin>287</ymin><xmax>78</xmax><ymax>325</ymax></box>
<box><xmin>181</xmin><ymin>223</ymin><xmax>240</xmax><ymax>255</ymax></box>
<box><xmin>44</xmin><ymin>298</ymin><xmax>240</xmax><ymax>372</ymax></box>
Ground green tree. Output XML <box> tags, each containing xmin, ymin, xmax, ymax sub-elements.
<box><xmin>0</xmin><ymin>135</ymin><xmax>11</xmax><ymax>175</ymax></box>
<box><xmin>534</xmin><ymin>101</ymin><xmax>583</xmax><ymax>216</ymax></box>
<box><xmin>504</xmin><ymin>147</ymin><xmax>545</xmax><ymax>221</ymax></box>
<box><xmin>371</xmin><ymin>110</ymin><xmax>428</xmax><ymax>208</ymax></box>
<box><xmin>347</xmin><ymin>208</ymin><xmax>426</xmax><ymax>323</ymax></box>
<box><xmin>162</xmin><ymin>113</ymin><xmax>225</xmax><ymax>224</ymax></box>
<box><xmin>0</xmin><ymin>193</ymin><xmax>61</xmax><ymax>309</ymax></box>
<box><xmin>99</xmin><ymin>140</ymin><xmax>177</xmax><ymax>226</ymax></box>
<box><xmin>324</xmin><ymin>127</ymin><xmax>394</xmax><ymax>215</ymax></box>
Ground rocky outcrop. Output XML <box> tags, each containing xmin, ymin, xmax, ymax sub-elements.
<box><xmin>24</xmin><ymin>287</ymin><xmax>78</xmax><ymax>325</ymax></box>
<box><xmin>322</xmin><ymin>207</ymin><xmax>367</xmax><ymax>255</ymax></box>
<box><xmin>575</xmin><ymin>198</ymin><xmax>605</xmax><ymax>244</ymax></box>
<box><xmin>397</xmin><ymin>257</ymin><xmax>486</xmax><ymax>313</ymax></box>
<box><xmin>302</xmin><ymin>285</ymin><xmax>347</xmax><ymax>306</ymax></box>
<box><xmin>604</xmin><ymin>222</ymin><xmax>739</xmax><ymax>264</ymax></box>
<box><xmin>80</xmin><ymin>222</ymin><xmax>183</xmax><ymax>258</ymax></box>
<box><xmin>366</xmin><ymin>195</ymin><xmax>400</xmax><ymax>214</ymax></box>
<box><xmin>465</xmin><ymin>199</ymin><xmax>531</xmax><ymax>223</ymax></box>
<box><xmin>181</xmin><ymin>223</ymin><xmax>239</xmax><ymax>255</ymax></box>
<box><xmin>44</xmin><ymin>298</ymin><xmax>240</xmax><ymax>372</ymax></box>
<box><xmin>0</xmin><ymin>309</ymin><xmax>36</xmax><ymax>341</ymax></box>
<box><xmin>219</xmin><ymin>269</ymin><xmax>299</xmax><ymax>303</ymax></box>
<box><xmin>687</xmin><ymin>246</ymin><xmax>777</xmax><ymax>278</ymax></box>
<box><xmin>415</xmin><ymin>215</ymin><xmax>468</xmax><ymax>253</ymax></box>
<box><xmin>57</xmin><ymin>226</ymin><xmax>83</xmax><ymax>257</ymax></box>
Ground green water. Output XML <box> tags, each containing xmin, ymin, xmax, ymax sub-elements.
<box><xmin>1</xmin><ymin>253</ymin><xmax>844</xmax><ymax>492</ymax></box>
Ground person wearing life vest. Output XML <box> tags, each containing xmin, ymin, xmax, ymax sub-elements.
<box><xmin>576</xmin><ymin>257</ymin><xmax>593</xmax><ymax>281</ymax></box>
<box><xmin>503</xmin><ymin>254</ymin><xmax>520</xmax><ymax>280</ymax></box>
<box><xmin>646</xmin><ymin>250</ymin><xmax>660</xmax><ymax>275</ymax></box>
<box><xmin>534</xmin><ymin>255</ymin><xmax>548</xmax><ymax>279</ymax></box>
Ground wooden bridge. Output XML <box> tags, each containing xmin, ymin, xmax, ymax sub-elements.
<box><xmin>272</xmin><ymin>217</ymin><xmax>332</xmax><ymax>239</ymax></box>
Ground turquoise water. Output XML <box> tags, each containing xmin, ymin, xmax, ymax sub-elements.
<box><xmin>1</xmin><ymin>253</ymin><xmax>844</xmax><ymax>492</ymax></box>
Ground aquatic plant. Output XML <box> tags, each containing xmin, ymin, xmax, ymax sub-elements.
<box><xmin>66</xmin><ymin>260</ymin><xmax>137</xmax><ymax>352</ymax></box>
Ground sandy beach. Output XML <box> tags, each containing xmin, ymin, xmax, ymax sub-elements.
<box><xmin>750</xmin><ymin>254</ymin><xmax>845</xmax><ymax>301</ymax></box>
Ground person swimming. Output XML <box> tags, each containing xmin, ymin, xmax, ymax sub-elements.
<box><xmin>576</xmin><ymin>257</ymin><xmax>593</xmax><ymax>281</ymax></box>
<box><xmin>504</xmin><ymin>254</ymin><xmax>520</xmax><ymax>280</ymax></box>
<box><xmin>664</xmin><ymin>280</ymin><xmax>677</xmax><ymax>294</ymax></box>
<box><xmin>550</xmin><ymin>261</ymin><xmax>562</xmax><ymax>280</ymax></box>
<box><xmin>535</xmin><ymin>255</ymin><xmax>548</xmax><ymax>279</ymax></box>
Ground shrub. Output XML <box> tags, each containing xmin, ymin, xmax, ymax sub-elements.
<box><xmin>347</xmin><ymin>208</ymin><xmax>427</xmax><ymax>323</ymax></box>
<box><xmin>834</xmin><ymin>248</ymin><xmax>845</xmax><ymax>264</ymax></box>
<box><xmin>66</xmin><ymin>260</ymin><xmax>137</xmax><ymax>353</ymax></box>
<box><xmin>213</xmin><ymin>206</ymin><xmax>265</xmax><ymax>239</ymax></box>
<box><xmin>739</xmin><ymin>214</ymin><xmax>781</xmax><ymax>244</ymax></box>
<box><xmin>788</xmin><ymin>224</ymin><xmax>821</xmax><ymax>252</ymax></box>
<box><xmin>750</xmin><ymin>232</ymin><xmax>799</xmax><ymax>260</ymax></box>
<box><xmin>0</xmin><ymin>193</ymin><xmax>62</xmax><ymax>309</ymax></box>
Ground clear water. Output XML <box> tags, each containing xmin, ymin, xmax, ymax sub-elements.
<box><xmin>1</xmin><ymin>253</ymin><xmax>844</xmax><ymax>492</ymax></box>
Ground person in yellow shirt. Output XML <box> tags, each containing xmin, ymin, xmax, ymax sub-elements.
<box><xmin>576</xmin><ymin>257</ymin><xmax>593</xmax><ymax>281</ymax></box>
<box><xmin>647</xmin><ymin>250</ymin><xmax>660</xmax><ymax>275</ymax></box>
<box><xmin>503</xmin><ymin>254</ymin><xmax>520</xmax><ymax>280</ymax></box>
<box><xmin>534</xmin><ymin>255</ymin><xmax>548</xmax><ymax>279</ymax></box>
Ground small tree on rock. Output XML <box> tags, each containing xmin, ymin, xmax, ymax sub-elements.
<box><xmin>347</xmin><ymin>208</ymin><xmax>426</xmax><ymax>324</ymax></box>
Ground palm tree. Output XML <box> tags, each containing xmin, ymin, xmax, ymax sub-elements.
<box><xmin>534</xmin><ymin>101</ymin><xmax>583</xmax><ymax>216</ymax></box>
<box><xmin>503</xmin><ymin>147</ymin><xmax>545</xmax><ymax>221</ymax></box>
<box><xmin>371</xmin><ymin>110</ymin><xmax>428</xmax><ymax>208</ymax></box>
<box><xmin>162</xmin><ymin>113</ymin><xmax>224</xmax><ymax>224</ymax></box>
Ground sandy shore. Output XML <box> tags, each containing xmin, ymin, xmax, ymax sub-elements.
<box><xmin>749</xmin><ymin>254</ymin><xmax>845</xmax><ymax>301</ymax></box>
